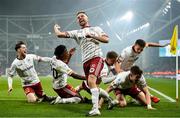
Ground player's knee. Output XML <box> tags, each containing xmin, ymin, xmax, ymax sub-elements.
<box><xmin>88</xmin><ymin>74</ymin><xmax>97</xmax><ymax>88</ymax></box>
<box><xmin>27</xmin><ymin>93</ymin><xmax>37</xmax><ymax>103</ymax></box>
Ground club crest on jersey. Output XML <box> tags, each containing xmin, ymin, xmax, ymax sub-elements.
<box><xmin>89</xmin><ymin>68</ymin><xmax>95</xmax><ymax>73</ymax></box>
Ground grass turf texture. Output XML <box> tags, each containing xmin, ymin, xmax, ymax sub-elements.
<box><xmin>0</xmin><ymin>76</ymin><xmax>179</xmax><ymax>117</ymax></box>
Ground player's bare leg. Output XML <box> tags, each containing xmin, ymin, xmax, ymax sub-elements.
<box><xmin>136</xmin><ymin>91</ymin><xmax>147</xmax><ymax>105</ymax></box>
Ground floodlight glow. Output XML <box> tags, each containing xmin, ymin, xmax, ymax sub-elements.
<box><xmin>115</xmin><ymin>34</ymin><xmax>122</xmax><ymax>41</ymax></box>
<box><xmin>106</xmin><ymin>21</ymin><xmax>110</xmax><ymax>26</ymax></box>
<box><xmin>144</xmin><ymin>22</ymin><xmax>150</xmax><ymax>27</ymax></box>
<box><xmin>164</xmin><ymin>8</ymin><xmax>168</xmax><ymax>12</ymax></box>
<box><xmin>120</xmin><ymin>11</ymin><xmax>133</xmax><ymax>21</ymax></box>
<box><xmin>166</xmin><ymin>5</ymin><xmax>171</xmax><ymax>8</ymax></box>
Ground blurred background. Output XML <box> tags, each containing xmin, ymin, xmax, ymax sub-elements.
<box><xmin>0</xmin><ymin>0</ymin><xmax>179</xmax><ymax>77</ymax></box>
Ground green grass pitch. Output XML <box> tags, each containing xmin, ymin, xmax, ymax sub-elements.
<box><xmin>0</xmin><ymin>76</ymin><xmax>179</xmax><ymax>117</ymax></box>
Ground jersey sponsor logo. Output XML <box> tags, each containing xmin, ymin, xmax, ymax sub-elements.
<box><xmin>22</xmin><ymin>65</ymin><xmax>33</xmax><ymax>72</ymax></box>
<box><xmin>17</xmin><ymin>64</ymin><xmax>23</xmax><ymax>66</ymax></box>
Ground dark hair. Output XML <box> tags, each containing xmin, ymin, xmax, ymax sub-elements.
<box><xmin>15</xmin><ymin>41</ymin><xmax>25</xmax><ymax>51</ymax></box>
<box><xmin>135</xmin><ymin>39</ymin><xmax>146</xmax><ymax>48</ymax></box>
<box><xmin>76</xmin><ymin>11</ymin><xmax>88</xmax><ymax>17</ymax></box>
<box><xmin>130</xmin><ymin>65</ymin><xmax>143</xmax><ymax>77</ymax></box>
<box><xmin>106</xmin><ymin>51</ymin><xmax>118</xmax><ymax>59</ymax></box>
<box><xmin>54</xmin><ymin>45</ymin><xmax>67</xmax><ymax>57</ymax></box>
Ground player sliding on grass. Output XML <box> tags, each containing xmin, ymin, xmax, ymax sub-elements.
<box><xmin>50</xmin><ymin>45</ymin><xmax>87</xmax><ymax>104</ymax></box>
<box><xmin>7</xmin><ymin>41</ymin><xmax>55</xmax><ymax>103</ymax></box>
<box><xmin>107</xmin><ymin>66</ymin><xmax>156</xmax><ymax>110</ymax></box>
<box><xmin>54</xmin><ymin>11</ymin><xmax>109</xmax><ymax>116</ymax></box>
<box><xmin>115</xmin><ymin>39</ymin><xmax>169</xmax><ymax>103</ymax></box>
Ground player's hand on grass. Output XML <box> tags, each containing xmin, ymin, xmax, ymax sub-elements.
<box><xmin>147</xmin><ymin>105</ymin><xmax>156</xmax><ymax>110</ymax></box>
<box><xmin>8</xmin><ymin>87</ymin><xmax>13</xmax><ymax>95</ymax></box>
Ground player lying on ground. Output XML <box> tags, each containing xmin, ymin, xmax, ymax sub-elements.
<box><xmin>115</xmin><ymin>39</ymin><xmax>168</xmax><ymax>103</ymax></box>
<box><xmin>104</xmin><ymin>66</ymin><xmax>156</xmax><ymax>110</ymax></box>
<box><xmin>76</xmin><ymin>51</ymin><xmax>118</xmax><ymax>109</ymax></box>
<box><xmin>7</xmin><ymin>41</ymin><xmax>55</xmax><ymax>103</ymax></box>
<box><xmin>50</xmin><ymin>45</ymin><xmax>87</xmax><ymax>104</ymax></box>
<box><xmin>54</xmin><ymin>11</ymin><xmax>109</xmax><ymax>116</ymax></box>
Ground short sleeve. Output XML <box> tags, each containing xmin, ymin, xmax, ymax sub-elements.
<box><xmin>111</xmin><ymin>73</ymin><xmax>123</xmax><ymax>88</ymax></box>
<box><xmin>57</xmin><ymin>60</ymin><xmax>73</xmax><ymax>75</ymax></box>
<box><xmin>117</xmin><ymin>49</ymin><xmax>126</xmax><ymax>62</ymax></box>
<box><xmin>95</xmin><ymin>27</ymin><xmax>107</xmax><ymax>36</ymax></box>
<box><xmin>137</xmin><ymin>75</ymin><xmax>147</xmax><ymax>88</ymax></box>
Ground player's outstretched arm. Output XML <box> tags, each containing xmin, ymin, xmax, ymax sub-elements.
<box><xmin>70</xmin><ymin>72</ymin><xmax>86</xmax><ymax>80</ymax></box>
<box><xmin>146</xmin><ymin>42</ymin><xmax>169</xmax><ymax>47</ymax></box>
<box><xmin>39</xmin><ymin>57</ymin><xmax>52</xmax><ymax>63</ymax></box>
<box><xmin>54</xmin><ymin>24</ymin><xmax>70</xmax><ymax>38</ymax></box>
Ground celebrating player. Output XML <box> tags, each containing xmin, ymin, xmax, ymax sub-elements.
<box><xmin>107</xmin><ymin>66</ymin><xmax>156</xmax><ymax>110</ymax></box>
<box><xmin>7</xmin><ymin>41</ymin><xmax>55</xmax><ymax>103</ymax></box>
<box><xmin>76</xmin><ymin>51</ymin><xmax>118</xmax><ymax>109</ymax></box>
<box><xmin>54</xmin><ymin>11</ymin><xmax>109</xmax><ymax>116</ymax></box>
<box><xmin>50</xmin><ymin>45</ymin><xmax>86</xmax><ymax>104</ymax></box>
<box><xmin>115</xmin><ymin>39</ymin><xmax>169</xmax><ymax>103</ymax></box>
<box><xmin>115</xmin><ymin>39</ymin><xmax>169</xmax><ymax>72</ymax></box>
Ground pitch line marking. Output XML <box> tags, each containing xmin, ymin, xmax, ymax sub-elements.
<box><xmin>148</xmin><ymin>86</ymin><xmax>176</xmax><ymax>102</ymax></box>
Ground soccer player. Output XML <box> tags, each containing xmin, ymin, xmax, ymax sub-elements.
<box><xmin>115</xmin><ymin>39</ymin><xmax>169</xmax><ymax>103</ymax></box>
<box><xmin>107</xmin><ymin>66</ymin><xmax>156</xmax><ymax>110</ymax></box>
<box><xmin>50</xmin><ymin>45</ymin><xmax>86</xmax><ymax>104</ymax></box>
<box><xmin>7</xmin><ymin>41</ymin><xmax>55</xmax><ymax>103</ymax></box>
<box><xmin>75</xmin><ymin>51</ymin><xmax>118</xmax><ymax>109</ymax></box>
<box><xmin>54</xmin><ymin>11</ymin><xmax>109</xmax><ymax>116</ymax></box>
<box><xmin>115</xmin><ymin>39</ymin><xmax>169</xmax><ymax>72</ymax></box>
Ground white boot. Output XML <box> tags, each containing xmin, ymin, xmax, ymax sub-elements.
<box><xmin>86</xmin><ymin>108</ymin><xmax>101</xmax><ymax>116</ymax></box>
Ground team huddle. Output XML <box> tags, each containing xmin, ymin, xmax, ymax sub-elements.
<box><xmin>7</xmin><ymin>11</ymin><xmax>168</xmax><ymax>116</ymax></box>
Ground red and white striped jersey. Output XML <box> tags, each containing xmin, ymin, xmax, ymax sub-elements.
<box><xmin>67</xmin><ymin>26</ymin><xmax>107</xmax><ymax>63</ymax></box>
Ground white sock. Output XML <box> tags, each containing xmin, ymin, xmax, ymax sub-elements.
<box><xmin>90</xmin><ymin>88</ymin><xmax>99</xmax><ymax>110</ymax></box>
<box><xmin>113</xmin><ymin>99</ymin><xmax>119</xmax><ymax>105</ymax></box>
<box><xmin>58</xmin><ymin>97</ymin><xmax>81</xmax><ymax>104</ymax></box>
<box><xmin>99</xmin><ymin>88</ymin><xmax>110</xmax><ymax>101</ymax></box>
